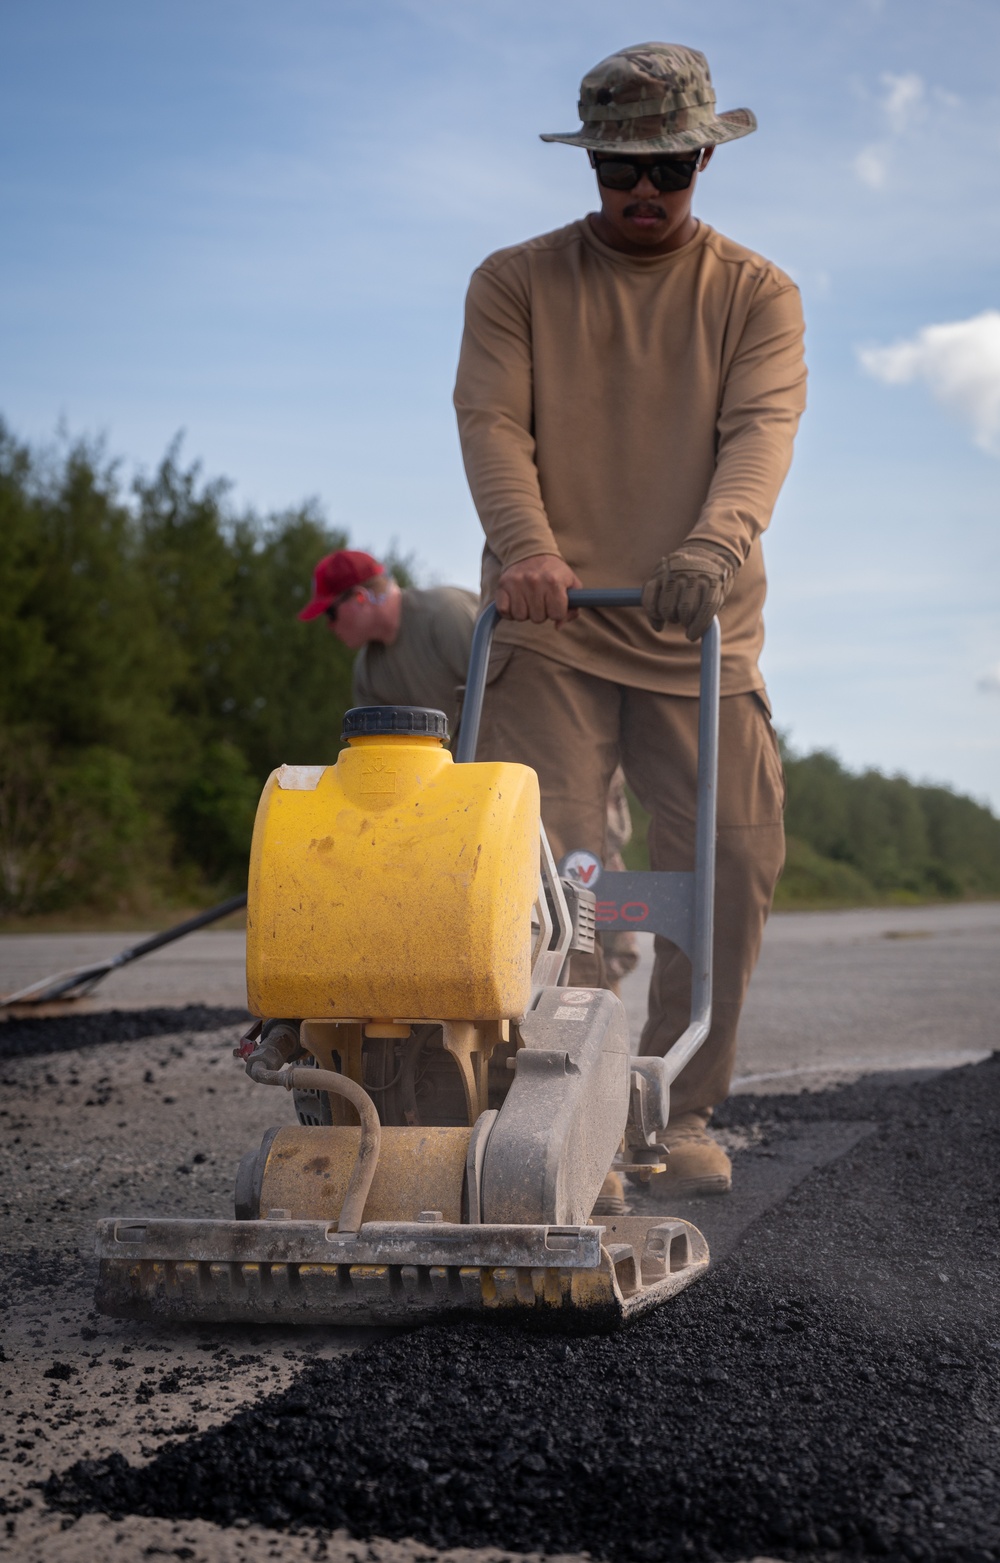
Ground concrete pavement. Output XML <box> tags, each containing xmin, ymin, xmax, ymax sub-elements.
<box><xmin>0</xmin><ymin>929</ymin><xmax>249</xmax><ymax>1011</ymax></box>
<box><xmin>619</xmin><ymin>901</ymin><xmax>999</xmax><ymax>1090</ymax></box>
<box><xmin>4</xmin><ymin>902</ymin><xmax>998</xmax><ymax>1085</ymax></box>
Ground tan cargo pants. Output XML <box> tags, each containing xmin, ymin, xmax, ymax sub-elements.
<box><xmin>476</xmin><ymin>646</ymin><xmax>786</xmax><ymax>1116</ymax></box>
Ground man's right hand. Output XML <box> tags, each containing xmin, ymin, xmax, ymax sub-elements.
<box><xmin>496</xmin><ymin>554</ymin><xmax>582</xmax><ymax>627</ymax></box>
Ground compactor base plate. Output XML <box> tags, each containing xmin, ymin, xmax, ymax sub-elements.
<box><xmin>95</xmin><ymin>1214</ymin><xmax>709</xmax><ymax>1328</ymax></box>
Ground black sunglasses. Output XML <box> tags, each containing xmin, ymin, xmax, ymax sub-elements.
<box><xmin>323</xmin><ymin>588</ymin><xmax>356</xmax><ymax>624</ymax></box>
<box><xmin>590</xmin><ymin>150</ymin><xmax>707</xmax><ymax>193</ymax></box>
<box><xmin>324</xmin><ymin>586</ymin><xmax>376</xmax><ymax>623</ymax></box>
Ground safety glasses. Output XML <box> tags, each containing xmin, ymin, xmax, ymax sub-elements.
<box><xmin>324</xmin><ymin>587</ymin><xmax>375</xmax><ymax>624</ymax></box>
<box><xmin>590</xmin><ymin>150</ymin><xmax>707</xmax><ymax>193</ymax></box>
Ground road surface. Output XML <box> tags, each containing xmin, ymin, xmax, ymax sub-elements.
<box><xmin>5</xmin><ymin>902</ymin><xmax>997</xmax><ymax>1085</ymax></box>
<box><xmin>1</xmin><ymin>903</ymin><xmax>997</xmax><ymax>1562</ymax></box>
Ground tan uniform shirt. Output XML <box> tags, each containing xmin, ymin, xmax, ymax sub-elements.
<box><xmin>351</xmin><ymin>586</ymin><xmax>478</xmax><ymax>733</ymax></box>
<box><xmin>454</xmin><ymin>217</ymin><xmax>806</xmax><ymax>696</ymax></box>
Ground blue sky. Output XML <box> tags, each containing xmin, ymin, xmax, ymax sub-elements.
<box><xmin>2</xmin><ymin>0</ymin><xmax>999</xmax><ymax>807</ymax></box>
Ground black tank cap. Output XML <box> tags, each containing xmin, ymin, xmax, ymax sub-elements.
<box><xmin>341</xmin><ymin>706</ymin><xmax>449</xmax><ymax>741</ymax></box>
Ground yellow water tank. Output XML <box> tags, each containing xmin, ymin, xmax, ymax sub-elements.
<box><xmin>246</xmin><ymin>709</ymin><xmax>540</xmax><ymax>1023</ymax></box>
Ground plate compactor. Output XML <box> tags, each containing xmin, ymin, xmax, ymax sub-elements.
<box><xmin>96</xmin><ymin>592</ymin><xmax>720</xmax><ymax>1327</ymax></box>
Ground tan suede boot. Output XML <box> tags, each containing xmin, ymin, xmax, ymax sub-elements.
<box><xmin>591</xmin><ymin>1169</ymin><xmax>626</xmax><ymax>1216</ymax></box>
<box><xmin>652</xmin><ymin>1111</ymin><xmax>731</xmax><ymax>1198</ymax></box>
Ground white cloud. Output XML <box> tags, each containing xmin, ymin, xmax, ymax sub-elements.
<box><xmin>854</xmin><ymin>144</ymin><xmax>889</xmax><ymax>189</ymax></box>
<box><xmin>881</xmin><ymin>72</ymin><xmax>925</xmax><ymax>135</ymax></box>
<box><xmin>978</xmin><ymin>665</ymin><xmax>1000</xmax><ymax>695</ymax></box>
<box><xmin>854</xmin><ymin>70</ymin><xmax>933</xmax><ymax>188</ymax></box>
<box><xmin>858</xmin><ymin>311</ymin><xmax>1000</xmax><ymax>454</ymax></box>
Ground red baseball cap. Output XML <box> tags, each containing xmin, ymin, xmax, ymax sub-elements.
<box><xmin>298</xmin><ymin>550</ymin><xmax>385</xmax><ymax>621</ymax></box>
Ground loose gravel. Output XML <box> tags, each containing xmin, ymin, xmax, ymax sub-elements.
<box><xmin>42</xmin><ymin>1054</ymin><xmax>1000</xmax><ymax>1563</ymax></box>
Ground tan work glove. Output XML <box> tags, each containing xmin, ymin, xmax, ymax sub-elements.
<box><xmin>642</xmin><ymin>541</ymin><xmax>739</xmax><ymax>641</ymax></box>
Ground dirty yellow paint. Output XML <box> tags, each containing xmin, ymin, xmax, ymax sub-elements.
<box><xmin>259</xmin><ymin>1124</ymin><xmax>472</xmax><ymax>1223</ymax></box>
<box><xmin>246</xmin><ymin>734</ymin><xmax>539</xmax><ymax>1021</ymax></box>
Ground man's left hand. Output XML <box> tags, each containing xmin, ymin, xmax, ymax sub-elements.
<box><xmin>642</xmin><ymin>541</ymin><xmax>739</xmax><ymax>641</ymax></box>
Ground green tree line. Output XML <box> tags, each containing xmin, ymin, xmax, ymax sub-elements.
<box><xmin>775</xmin><ymin>745</ymin><xmax>1000</xmax><ymax>906</ymax></box>
<box><xmin>622</xmin><ymin>752</ymin><xmax>1000</xmax><ymax>908</ymax></box>
<box><xmin>622</xmin><ymin>750</ymin><xmax>1000</xmax><ymax>907</ymax></box>
<box><xmin>1</xmin><ymin>421</ymin><xmax>998</xmax><ymax>917</ymax></box>
<box><xmin>0</xmin><ymin>422</ymin><xmax>378</xmax><ymax>915</ymax></box>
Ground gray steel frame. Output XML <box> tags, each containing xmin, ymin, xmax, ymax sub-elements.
<box><xmin>454</xmin><ymin>590</ymin><xmax>720</xmax><ymax>1088</ymax></box>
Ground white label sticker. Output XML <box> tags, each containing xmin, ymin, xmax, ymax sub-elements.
<box><xmin>276</xmin><ymin>764</ymin><xmax>326</xmax><ymax>791</ymax></box>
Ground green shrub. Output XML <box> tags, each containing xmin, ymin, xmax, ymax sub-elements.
<box><xmin>0</xmin><ymin>726</ymin><xmax>152</xmax><ymax>914</ymax></box>
<box><xmin>773</xmin><ymin>835</ymin><xmax>876</xmax><ymax>909</ymax></box>
<box><xmin>169</xmin><ymin>740</ymin><xmax>261</xmax><ymax>888</ymax></box>
<box><xmin>782</xmin><ymin>745</ymin><xmax>1000</xmax><ymax>901</ymax></box>
<box><xmin>0</xmin><ymin>421</ymin><xmax>357</xmax><ymax>916</ymax></box>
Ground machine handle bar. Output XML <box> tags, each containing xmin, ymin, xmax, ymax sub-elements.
<box><xmin>453</xmin><ymin>590</ymin><xmax>719</xmax><ymax>1092</ymax></box>
<box><xmin>458</xmin><ymin>588</ymin><xmax>644</xmax><ymax>764</ymax></box>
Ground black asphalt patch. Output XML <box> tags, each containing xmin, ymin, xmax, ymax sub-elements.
<box><xmin>636</xmin><ymin>1118</ymin><xmax>876</xmax><ymax>1267</ymax></box>
<box><xmin>0</xmin><ymin>1005</ymin><xmax>250</xmax><ymax>1061</ymax></box>
<box><xmin>44</xmin><ymin>1054</ymin><xmax>1000</xmax><ymax>1562</ymax></box>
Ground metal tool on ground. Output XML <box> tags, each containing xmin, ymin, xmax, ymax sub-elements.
<box><xmin>1</xmin><ymin>894</ymin><xmax>249</xmax><ymax>1012</ymax></box>
<box><xmin>95</xmin><ymin>592</ymin><xmax>719</xmax><ymax>1327</ymax></box>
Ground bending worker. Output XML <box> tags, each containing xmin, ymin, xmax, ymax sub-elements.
<box><xmin>454</xmin><ymin>43</ymin><xmax>807</xmax><ymax>1198</ymax></box>
<box><xmin>297</xmin><ymin>548</ymin><xmax>478</xmax><ymax>733</ymax></box>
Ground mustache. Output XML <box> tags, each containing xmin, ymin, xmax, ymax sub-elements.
<box><xmin>623</xmin><ymin>201</ymin><xmax>667</xmax><ymax>220</ymax></box>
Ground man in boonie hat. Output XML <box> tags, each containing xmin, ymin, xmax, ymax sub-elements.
<box><xmin>540</xmin><ymin>39</ymin><xmax>757</xmax><ymax>156</ymax></box>
<box><xmin>455</xmin><ymin>43</ymin><xmax>807</xmax><ymax>1205</ymax></box>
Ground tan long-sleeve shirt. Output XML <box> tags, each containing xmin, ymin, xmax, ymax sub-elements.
<box><xmin>454</xmin><ymin>217</ymin><xmax>806</xmax><ymax>695</ymax></box>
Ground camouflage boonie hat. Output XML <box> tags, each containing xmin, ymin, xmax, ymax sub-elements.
<box><xmin>541</xmin><ymin>43</ymin><xmax>756</xmax><ymax>155</ymax></box>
